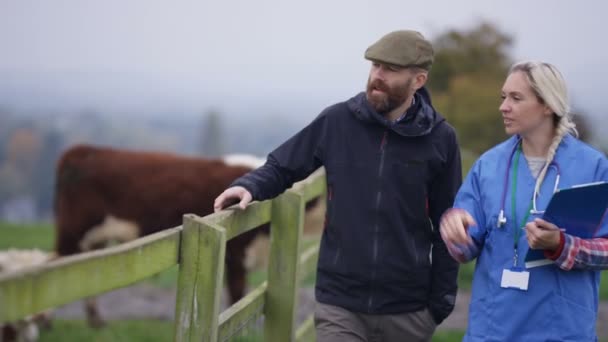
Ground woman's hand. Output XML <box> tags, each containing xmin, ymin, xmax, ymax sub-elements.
<box><xmin>439</xmin><ymin>208</ymin><xmax>476</xmax><ymax>246</ymax></box>
<box><xmin>525</xmin><ymin>218</ymin><xmax>562</xmax><ymax>250</ymax></box>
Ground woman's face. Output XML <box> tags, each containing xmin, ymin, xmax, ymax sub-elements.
<box><xmin>499</xmin><ymin>71</ymin><xmax>553</xmax><ymax>136</ymax></box>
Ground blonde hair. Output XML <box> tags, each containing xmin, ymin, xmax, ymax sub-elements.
<box><xmin>509</xmin><ymin>61</ymin><xmax>577</xmax><ymax>204</ymax></box>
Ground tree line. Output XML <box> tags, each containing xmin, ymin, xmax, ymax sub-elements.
<box><xmin>0</xmin><ymin>21</ymin><xmax>600</xmax><ymax>222</ymax></box>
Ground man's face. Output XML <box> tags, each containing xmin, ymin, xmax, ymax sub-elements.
<box><xmin>366</xmin><ymin>62</ymin><xmax>416</xmax><ymax>114</ymax></box>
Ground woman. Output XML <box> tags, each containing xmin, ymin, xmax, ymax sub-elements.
<box><xmin>440</xmin><ymin>61</ymin><xmax>608</xmax><ymax>341</ymax></box>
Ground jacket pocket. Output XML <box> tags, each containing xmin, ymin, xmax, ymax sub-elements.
<box><xmin>548</xmin><ymin>292</ymin><xmax>596</xmax><ymax>340</ymax></box>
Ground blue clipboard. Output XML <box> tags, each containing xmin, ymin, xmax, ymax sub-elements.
<box><xmin>525</xmin><ymin>181</ymin><xmax>608</xmax><ymax>268</ymax></box>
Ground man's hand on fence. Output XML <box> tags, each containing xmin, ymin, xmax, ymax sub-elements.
<box><xmin>214</xmin><ymin>186</ymin><xmax>252</xmax><ymax>212</ymax></box>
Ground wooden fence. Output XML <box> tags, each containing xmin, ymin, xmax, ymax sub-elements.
<box><xmin>0</xmin><ymin>169</ymin><xmax>326</xmax><ymax>341</ymax></box>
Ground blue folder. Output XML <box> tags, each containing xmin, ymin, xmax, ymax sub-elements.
<box><xmin>525</xmin><ymin>181</ymin><xmax>608</xmax><ymax>268</ymax></box>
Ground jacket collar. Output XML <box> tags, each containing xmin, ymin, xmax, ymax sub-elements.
<box><xmin>347</xmin><ymin>87</ymin><xmax>444</xmax><ymax>137</ymax></box>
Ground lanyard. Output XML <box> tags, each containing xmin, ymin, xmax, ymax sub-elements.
<box><xmin>510</xmin><ymin>145</ymin><xmax>533</xmax><ymax>267</ymax></box>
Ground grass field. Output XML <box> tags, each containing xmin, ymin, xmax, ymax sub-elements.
<box><xmin>38</xmin><ymin>319</ymin><xmax>268</xmax><ymax>342</ymax></box>
<box><xmin>39</xmin><ymin>320</ymin><xmax>174</xmax><ymax>342</ymax></box>
<box><xmin>0</xmin><ymin>221</ymin><xmax>55</xmax><ymax>251</ymax></box>
<box><xmin>37</xmin><ymin>320</ymin><xmax>466</xmax><ymax>342</ymax></box>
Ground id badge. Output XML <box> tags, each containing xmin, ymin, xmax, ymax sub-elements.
<box><xmin>500</xmin><ymin>268</ymin><xmax>529</xmax><ymax>291</ymax></box>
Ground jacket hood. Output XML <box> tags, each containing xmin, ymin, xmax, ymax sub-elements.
<box><xmin>347</xmin><ymin>87</ymin><xmax>444</xmax><ymax>137</ymax></box>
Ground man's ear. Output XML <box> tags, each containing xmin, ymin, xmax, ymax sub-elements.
<box><xmin>413</xmin><ymin>71</ymin><xmax>428</xmax><ymax>90</ymax></box>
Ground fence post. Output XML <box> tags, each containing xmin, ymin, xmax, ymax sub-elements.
<box><xmin>174</xmin><ymin>214</ymin><xmax>226</xmax><ymax>342</ymax></box>
<box><xmin>264</xmin><ymin>190</ymin><xmax>305</xmax><ymax>341</ymax></box>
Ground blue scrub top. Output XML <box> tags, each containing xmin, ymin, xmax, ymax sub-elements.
<box><xmin>455</xmin><ymin>135</ymin><xmax>608</xmax><ymax>341</ymax></box>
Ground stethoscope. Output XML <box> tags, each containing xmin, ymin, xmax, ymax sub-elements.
<box><xmin>496</xmin><ymin>139</ymin><xmax>561</xmax><ymax>228</ymax></box>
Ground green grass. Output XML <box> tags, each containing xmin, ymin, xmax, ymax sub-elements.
<box><xmin>457</xmin><ymin>261</ymin><xmax>476</xmax><ymax>291</ymax></box>
<box><xmin>432</xmin><ymin>330</ymin><xmax>466</xmax><ymax>342</ymax></box>
<box><xmin>38</xmin><ymin>319</ymin><xmax>267</xmax><ymax>342</ymax></box>
<box><xmin>39</xmin><ymin>319</ymin><xmax>174</xmax><ymax>342</ymax></box>
<box><xmin>602</xmin><ymin>272</ymin><xmax>608</xmax><ymax>300</ymax></box>
<box><xmin>38</xmin><ymin>320</ymin><xmax>461</xmax><ymax>342</ymax></box>
<box><xmin>0</xmin><ymin>221</ymin><xmax>54</xmax><ymax>251</ymax></box>
<box><xmin>37</xmin><ymin>319</ymin><xmax>462</xmax><ymax>342</ymax></box>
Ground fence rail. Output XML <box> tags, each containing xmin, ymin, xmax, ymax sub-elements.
<box><xmin>0</xmin><ymin>168</ymin><xmax>326</xmax><ymax>341</ymax></box>
<box><xmin>0</xmin><ymin>227</ymin><xmax>181</xmax><ymax>322</ymax></box>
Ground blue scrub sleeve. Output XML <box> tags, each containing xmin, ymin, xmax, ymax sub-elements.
<box><xmin>453</xmin><ymin>159</ymin><xmax>488</xmax><ymax>254</ymax></box>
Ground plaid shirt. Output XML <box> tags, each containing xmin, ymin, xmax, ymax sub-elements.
<box><xmin>549</xmin><ymin>233</ymin><xmax>608</xmax><ymax>270</ymax></box>
<box><xmin>446</xmin><ymin>232</ymin><xmax>608</xmax><ymax>270</ymax></box>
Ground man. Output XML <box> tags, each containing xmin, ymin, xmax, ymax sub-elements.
<box><xmin>214</xmin><ymin>30</ymin><xmax>461</xmax><ymax>342</ymax></box>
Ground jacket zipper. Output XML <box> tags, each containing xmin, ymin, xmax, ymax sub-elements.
<box><xmin>368</xmin><ymin>130</ymin><xmax>388</xmax><ymax>311</ymax></box>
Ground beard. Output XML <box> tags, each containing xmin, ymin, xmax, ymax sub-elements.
<box><xmin>365</xmin><ymin>76</ymin><xmax>413</xmax><ymax>114</ymax></box>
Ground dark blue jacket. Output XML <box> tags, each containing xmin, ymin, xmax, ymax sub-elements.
<box><xmin>233</xmin><ymin>88</ymin><xmax>461</xmax><ymax>323</ymax></box>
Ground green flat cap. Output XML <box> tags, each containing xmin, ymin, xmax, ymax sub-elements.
<box><xmin>364</xmin><ymin>30</ymin><xmax>434</xmax><ymax>70</ymax></box>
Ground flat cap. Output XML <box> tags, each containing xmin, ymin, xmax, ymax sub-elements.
<box><xmin>364</xmin><ymin>30</ymin><xmax>434</xmax><ymax>70</ymax></box>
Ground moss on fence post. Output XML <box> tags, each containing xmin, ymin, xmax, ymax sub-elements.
<box><xmin>264</xmin><ymin>190</ymin><xmax>304</xmax><ymax>342</ymax></box>
<box><xmin>174</xmin><ymin>214</ymin><xmax>226</xmax><ymax>342</ymax></box>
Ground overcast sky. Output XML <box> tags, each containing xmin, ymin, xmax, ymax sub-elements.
<box><xmin>0</xmin><ymin>0</ymin><xmax>606</xmax><ymax>131</ymax></box>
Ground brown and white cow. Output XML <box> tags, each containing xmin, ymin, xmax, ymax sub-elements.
<box><xmin>53</xmin><ymin>144</ymin><xmax>270</xmax><ymax>327</ymax></box>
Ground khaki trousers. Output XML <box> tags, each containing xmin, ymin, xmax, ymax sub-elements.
<box><xmin>314</xmin><ymin>301</ymin><xmax>437</xmax><ymax>342</ymax></box>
